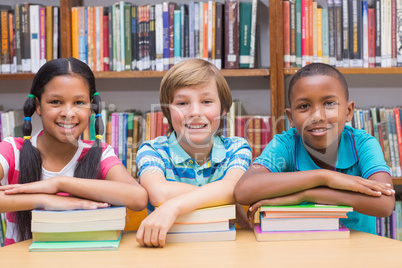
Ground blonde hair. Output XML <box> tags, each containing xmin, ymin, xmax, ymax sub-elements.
<box><xmin>159</xmin><ymin>59</ymin><xmax>232</xmax><ymax>135</ymax></box>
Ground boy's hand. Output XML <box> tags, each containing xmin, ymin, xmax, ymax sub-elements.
<box><xmin>234</xmin><ymin>203</ymin><xmax>252</xmax><ymax>229</ymax></box>
<box><xmin>247</xmin><ymin>191</ymin><xmax>306</xmax><ymax>221</ymax></box>
<box><xmin>325</xmin><ymin>172</ymin><xmax>395</xmax><ymax>197</ymax></box>
<box><xmin>136</xmin><ymin>202</ymin><xmax>179</xmax><ymax>248</ymax></box>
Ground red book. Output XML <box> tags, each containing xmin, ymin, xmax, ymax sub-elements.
<box><xmin>156</xmin><ymin>111</ymin><xmax>163</xmax><ymax>137</ymax></box>
<box><xmin>150</xmin><ymin>112</ymin><xmax>157</xmax><ymax>140</ymax></box>
<box><xmin>301</xmin><ymin>0</ymin><xmax>306</xmax><ymax>65</ymax></box>
<box><xmin>103</xmin><ymin>11</ymin><xmax>109</xmax><ymax>71</ymax></box>
<box><xmin>261</xmin><ymin>116</ymin><xmax>271</xmax><ymax>150</ymax></box>
<box><xmin>203</xmin><ymin>2</ymin><xmax>209</xmax><ymax>60</ymax></box>
<box><xmin>283</xmin><ymin>1</ymin><xmax>290</xmax><ymax>68</ymax></box>
<box><xmin>39</xmin><ymin>6</ymin><xmax>46</xmax><ymax>67</ymax></box>
<box><xmin>235</xmin><ymin>116</ymin><xmax>245</xmax><ymax>138</ymax></box>
<box><xmin>394</xmin><ymin>108</ymin><xmax>402</xmax><ymax>169</ymax></box>
<box><xmin>368</xmin><ymin>8</ymin><xmax>375</xmax><ymax>68</ymax></box>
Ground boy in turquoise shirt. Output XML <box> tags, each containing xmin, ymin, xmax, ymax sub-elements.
<box><xmin>235</xmin><ymin>63</ymin><xmax>395</xmax><ymax>234</ymax></box>
<box><xmin>136</xmin><ymin>59</ymin><xmax>252</xmax><ymax>247</ymax></box>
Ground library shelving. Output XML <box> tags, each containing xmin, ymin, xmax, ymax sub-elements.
<box><xmin>273</xmin><ymin>0</ymin><xmax>402</xmax><ymax>185</ymax></box>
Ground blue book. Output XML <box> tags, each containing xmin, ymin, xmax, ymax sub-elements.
<box><xmin>174</xmin><ymin>9</ymin><xmax>181</xmax><ymax>64</ymax></box>
<box><xmin>163</xmin><ymin>2</ymin><xmax>170</xmax><ymax>70</ymax></box>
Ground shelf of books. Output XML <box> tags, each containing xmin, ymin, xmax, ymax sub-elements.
<box><xmin>284</xmin><ymin>67</ymin><xmax>402</xmax><ymax>75</ymax></box>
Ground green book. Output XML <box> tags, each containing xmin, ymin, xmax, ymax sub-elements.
<box><xmin>239</xmin><ymin>2</ymin><xmax>252</xmax><ymax>68</ymax></box>
<box><xmin>295</xmin><ymin>0</ymin><xmax>302</xmax><ymax>67</ymax></box>
<box><xmin>123</xmin><ymin>2</ymin><xmax>132</xmax><ymax>70</ymax></box>
<box><xmin>29</xmin><ymin>232</ymin><xmax>122</xmax><ymax>252</ymax></box>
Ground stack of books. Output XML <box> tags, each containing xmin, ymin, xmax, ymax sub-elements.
<box><xmin>253</xmin><ymin>204</ymin><xmax>353</xmax><ymax>242</ymax></box>
<box><xmin>166</xmin><ymin>204</ymin><xmax>236</xmax><ymax>243</ymax></box>
<box><xmin>29</xmin><ymin>206</ymin><xmax>126</xmax><ymax>252</ymax></box>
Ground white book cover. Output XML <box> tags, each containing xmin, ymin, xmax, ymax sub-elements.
<box><xmin>199</xmin><ymin>2</ymin><xmax>204</xmax><ymax>60</ymax></box>
<box><xmin>249</xmin><ymin>0</ymin><xmax>258</xmax><ymax>68</ymax></box>
<box><xmin>119</xmin><ymin>2</ymin><xmax>125</xmax><ymax>71</ymax></box>
<box><xmin>194</xmin><ymin>2</ymin><xmax>200</xmax><ymax>59</ymax></box>
<box><xmin>155</xmin><ymin>4</ymin><xmax>164</xmax><ymax>71</ymax></box>
<box><xmin>53</xmin><ymin>7</ymin><xmax>59</xmax><ymax>59</ymax></box>
<box><xmin>30</xmin><ymin>5</ymin><xmax>40</xmax><ymax>73</ymax></box>
<box><xmin>189</xmin><ymin>1</ymin><xmax>195</xmax><ymax>58</ymax></box>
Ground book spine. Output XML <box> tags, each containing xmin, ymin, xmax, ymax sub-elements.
<box><xmin>239</xmin><ymin>3</ymin><xmax>252</xmax><ymax>67</ymax></box>
<box><xmin>312</xmin><ymin>1</ymin><xmax>317</xmax><ymax>63</ymax></box>
<box><xmin>21</xmin><ymin>4</ymin><xmax>31</xmax><ymax>72</ymax></box>
<box><xmin>78</xmin><ymin>7</ymin><xmax>86</xmax><ymax>64</ymax></box>
<box><xmin>215</xmin><ymin>3</ymin><xmax>223</xmax><ymax>69</ymax></box>
<box><xmin>168</xmin><ymin>3</ymin><xmax>175</xmax><ymax>68</ymax></box>
<box><xmin>289</xmin><ymin>0</ymin><xmax>296</xmax><ymax>67</ymax></box>
<box><xmin>119</xmin><ymin>2</ymin><xmax>125</xmax><ymax>71</ymax></box>
<box><xmin>189</xmin><ymin>1</ymin><xmax>195</xmax><ymax>59</ymax></box>
<box><xmin>376</xmin><ymin>0</ymin><xmax>382</xmax><ymax>66</ymax></box>
<box><xmin>317</xmin><ymin>7</ymin><xmax>322</xmax><ymax>63</ymax></box>
<box><xmin>131</xmin><ymin>5</ymin><xmax>138</xmax><ymax>70</ymax></box>
<box><xmin>208</xmin><ymin>1</ymin><xmax>213</xmax><ymax>63</ymax></box>
<box><xmin>108</xmin><ymin>6</ymin><xmax>113</xmax><ymax>71</ymax></box>
<box><xmin>53</xmin><ymin>7</ymin><xmax>59</xmax><ymax>60</ymax></box>
<box><xmin>155</xmin><ymin>4</ymin><xmax>163</xmax><ymax>71</ymax></box>
<box><xmin>397</xmin><ymin>0</ymin><xmax>402</xmax><ymax>66</ymax></box>
<box><xmin>1</xmin><ymin>9</ymin><xmax>11</xmax><ymax>73</ymax></box>
<box><xmin>174</xmin><ymin>9</ymin><xmax>181</xmax><ymax>64</ymax></box>
<box><xmin>203</xmin><ymin>2</ymin><xmax>208</xmax><ymax>61</ymax></box>
<box><xmin>71</xmin><ymin>7</ymin><xmax>78</xmax><ymax>59</ymax></box>
<box><xmin>301</xmin><ymin>0</ymin><xmax>306</xmax><ymax>66</ymax></box>
<box><xmin>381</xmin><ymin>0</ymin><xmax>387</xmax><ymax>67</ymax></box>
<box><xmin>15</xmin><ymin>5</ymin><xmax>22</xmax><ymax>72</ymax></box>
<box><xmin>296</xmin><ymin>0</ymin><xmax>302</xmax><ymax>66</ymax></box>
<box><xmin>394</xmin><ymin>108</ymin><xmax>402</xmax><ymax>173</ymax></box>
<box><xmin>328</xmin><ymin>0</ymin><xmax>335</xmax><ymax>66</ymax></box>
<box><xmin>342</xmin><ymin>0</ymin><xmax>350</xmax><ymax>67</ymax></box>
<box><xmin>103</xmin><ymin>8</ymin><xmax>109</xmax><ymax>71</ymax></box>
<box><xmin>45</xmin><ymin>6</ymin><xmax>53</xmax><ymax>62</ymax></box>
<box><xmin>391</xmin><ymin>0</ymin><xmax>397</xmax><ymax>66</ymax></box>
<box><xmin>162</xmin><ymin>2</ymin><xmax>169</xmax><ymax>70</ymax></box>
<box><xmin>224</xmin><ymin>0</ymin><xmax>239</xmax><ymax>69</ymax></box>
<box><xmin>30</xmin><ymin>5</ymin><xmax>40</xmax><ymax>73</ymax></box>
<box><xmin>362</xmin><ymin>1</ymin><xmax>369</xmax><ymax>68</ymax></box>
<box><xmin>87</xmin><ymin>7</ymin><xmax>93</xmax><ymax>70</ymax></box>
<box><xmin>124</xmin><ymin>4</ymin><xmax>132</xmax><ymax>71</ymax></box>
<box><xmin>149</xmin><ymin>5</ymin><xmax>156</xmax><ymax>70</ymax></box>
<box><xmin>39</xmin><ymin>6</ymin><xmax>46</xmax><ymax>68</ymax></box>
<box><xmin>368</xmin><ymin>8</ymin><xmax>376</xmax><ymax>68</ymax></box>
<box><xmin>334</xmin><ymin>0</ymin><xmax>342</xmax><ymax>66</ymax></box>
<box><xmin>194</xmin><ymin>2</ymin><xmax>200</xmax><ymax>59</ymax></box>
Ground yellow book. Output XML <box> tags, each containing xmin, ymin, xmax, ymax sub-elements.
<box><xmin>71</xmin><ymin>7</ymin><xmax>79</xmax><ymax>59</ymax></box>
<box><xmin>46</xmin><ymin>6</ymin><xmax>53</xmax><ymax>62</ymax></box>
<box><xmin>317</xmin><ymin>7</ymin><xmax>322</xmax><ymax>62</ymax></box>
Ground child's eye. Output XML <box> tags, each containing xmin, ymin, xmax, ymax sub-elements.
<box><xmin>176</xmin><ymin>102</ymin><xmax>187</xmax><ymax>106</ymax></box>
<box><xmin>297</xmin><ymin>104</ymin><xmax>309</xmax><ymax>109</ymax></box>
<box><xmin>75</xmin><ymin>101</ymin><xmax>86</xmax><ymax>106</ymax></box>
<box><xmin>325</xmin><ymin>101</ymin><xmax>338</xmax><ymax>107</ymax></box>
<box><xmin>50</xmin><ymin>100</ymin><xmax>61</xmax><ymax>104</ymax></box>
<box><xmin>203</xmin><ymin>100</ymin><xmax>212</xmax><ymax>104</ymax></box>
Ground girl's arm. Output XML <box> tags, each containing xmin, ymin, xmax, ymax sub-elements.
<box><xmin>136</xmin><ymin>168</ymin><xmax>245</xmax><ymax>247</ymax></box>
<box><xmin>0</xmin><ymin>164</ymin><xmax>148</xmax><ymax>212</ymax></box>
<box><xmin>234</xmin><ymin>164</ymin><xmax>394</xmax><ymax>205</ymax></box>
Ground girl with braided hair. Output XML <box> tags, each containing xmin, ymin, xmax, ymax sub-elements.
<box><xmin>0</xmin><ymin>58</ymin><xmax>147</xmax><ymax>245</ymax></box>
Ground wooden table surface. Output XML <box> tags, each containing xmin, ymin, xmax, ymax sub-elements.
<box><xmin>1</xmin><ymin>229</ymin><xmax>402</xmax><ymax>267</ymax></box>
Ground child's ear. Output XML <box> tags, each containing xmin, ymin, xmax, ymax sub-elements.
<box><xmin>285</xmin><ymin>108</ymin><xmax>295</xmax><ymax>128</ymax></box>
<box><xmin>345</xmin><ymin>101</ymin><xmax>355</xmax><ymax>123</ymax></box>
<box><xmin>35</xmin><ymin>98</ymin><xmax>41</xmax><ymax>116</ymax></box>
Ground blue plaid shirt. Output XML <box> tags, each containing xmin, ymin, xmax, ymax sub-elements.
<box><xmin>137</xmin><ymin>132</ymin><xmax>252</xmax><ymax>212</ymax></box>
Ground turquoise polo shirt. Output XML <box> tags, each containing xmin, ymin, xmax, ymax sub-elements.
<box><xmin>137</xmin><ymin>132</ymin><xmax>252</xmax><ymax>212</ymax></box>
<box><xmin>253</xmin><ymin>125</ymin><xmax>390</xmax><ymax>234</ymax></box>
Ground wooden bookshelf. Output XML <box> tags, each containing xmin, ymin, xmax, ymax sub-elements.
<box><xmin>284</xmin><ymin>67</ymin><xmax>402</xmax><ymax>75</ymax></box>
<box><xmin>393</xmin><ymin>178</ymin><xmax>402</xmax><ymax>186</ymax></box>
<box><xmin>93</xmin><ymin>69</ymin><xmax>269</xmax><ymax>79</ymax></box>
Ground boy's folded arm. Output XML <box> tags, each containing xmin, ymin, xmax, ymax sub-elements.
<box><xmin>139</xmin><ymin>170</ymin><xmax>198</xmax><ymax>206</ymax></box>
<box><xmin>234</xmin><ymin>165</ymin><xmax>326</xmax><ymax>205</ymax></box>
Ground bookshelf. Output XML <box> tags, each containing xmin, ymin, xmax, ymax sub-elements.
<box><xmin>272</xmin><ymin>0</ymin><xmax>402</xmax><ymax>185</ymax></box>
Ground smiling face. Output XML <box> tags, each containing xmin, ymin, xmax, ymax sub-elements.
<box><xmin>36</xmin><ymin>75</ymin><xmax>92</xmax><ymax>145</ymax></box>
<box><xmin>285</xmin><ymin>75</ymin><xmax>354</xmax><ymax>152</ymax></box>
<box><xmin>169</xmin><ymin>80</ymin><xmax>224</xmax><ymax>152</ymax></box>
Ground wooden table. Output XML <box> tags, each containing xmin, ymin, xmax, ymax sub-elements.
<box><xmin>1</xmin><ymin>229</ymin><xmax>402</xmax><ymax>267</ymax></box>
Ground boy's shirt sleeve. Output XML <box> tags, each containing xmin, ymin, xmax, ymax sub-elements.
<box><xmin>136</xmin><ymin>142</ymin><xmax>166</xmax><ymax>179</ymax></box>
<box><xmin>252</xmin><ymin>132</ymin><xmax>294</xmax><ymax>173</ymax></box>
<box><xmin>355</xmin><ymin>133</ymin><xmax>391</xmax><ymax>179</ymax></box>
<box><xmin>226</xmin><ymin>137</ymin><xmax>252</xmax><ymax>172</ymax></box>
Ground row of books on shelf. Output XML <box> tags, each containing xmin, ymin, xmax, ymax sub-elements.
<box><xmin>0</xmin><ymin>4</ymin><xmax>60</xmax><ymax>74</ymax></box>
<box><xmin>376</xmin><ymin>199</ymin><xmax>402</xmax><ymax>240</ymax></box>
<box><xmin>71</xmin><ymin>0</ymin><xmax>258</xmax><ymax>72</ymax></box>
<box><xmin>283</xmin><ymin>0</ymin><xmax>402</xmax><ymax>68</ymax></box>
<box><xmin>28</xmin><ymin>204</ymin><xmax>236</xmax><ymax>251</ymax></box>
<box><xmin>347</xmin><ymin>107</ymin><xmax>402</xmax><ymax>177</ymax></box>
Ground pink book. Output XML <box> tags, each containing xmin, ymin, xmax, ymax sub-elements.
<box><xmin>39</xmin><ymin>6</ymin><xmax>46</xmax><ymax>67</ymax></box>
<box><xmin>111</xmin><ymin>113</ymin><xmax>119</xmax><ymax>156</ymax></box>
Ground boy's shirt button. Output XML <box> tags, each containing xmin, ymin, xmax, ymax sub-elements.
<box><xmin>197</xmin><ymin>171</ymin><xmax>202</xmax><ymax>175</ymax></box>
<box><xmin>189</xmin><ymin>160</ymin><xmax>194</xmax><ymax>164</ymax></box>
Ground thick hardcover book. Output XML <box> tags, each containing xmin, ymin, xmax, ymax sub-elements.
<box><xmin>328</xmin><ymin>0</ymin><xmax>336</xmax><ymax>66</ymax></box>
<box><xmin>149</xmin><ymin>5</ymin><xmax>156</xmax><ymax>70</ymax></box>
<box><xmin>296</xmin><ymin>0</ymin><xmax>302</xmax><ymax>66</ymax></box>
<box><xmin>322</xmin><ymin>8</ymin><xmax>329</xmax><ymax>64</ymax></box>
<box><xmin>155</xmin><ymin>4</ymin><xmax>163</xmax><ymax>71</ymax></box>
<box><xmin>162</xmin><ymin>2</ymin><xmax>169</xmax><ymax>70</ymax></box>
<box><xmin>289</xmin><ymin>0</ymin><xmax>296</xmax><ymax>67</ymax></box>
<box><xmin>334</xmin><ymin>0</ymin><xmax>342</xmax><ymax>66</ymax></box>
<box><xmin>174</xmin><ymin>9</ymin><xmax>181</xmax><ymax>64</ymax></box>
<box><xmin>103</xmin><ymin>7</ymin><xmax>109</xmax><ymax>71</ymax></box>
<box><xmin>15</xmin><ymin>4</ymin><xmax>22</xmax><ymax>72</ymax></box>
<box><xmin>368</xmin><ymin>8</ymin><xmax>375</xmax><ymax>67</ymax></box>
<box><xmin>342</xmin><ymin>0</ymin><xmax>349</xmax><ymax>66</ymax></box>
<box><xmin>21</xmin><ymin>3</ymin><xmax>31</xmax><ymax>72</ymax></box>
<box><xmin>253</xmin><ymin>223</ymin><xmax>350</xmax><ymax>242</ymax></box>
<box><xmin>45</xmin><ymin>6</ymin><xmax>53</xmax><ymax>62</ymax></box>
<box><xmin>29</xmin><ymin>5</ymin><xmax>41</xmax><ymax>73</ymax></box>
<box><xmin>224</xmin><ymin>0</ymin><xmax>239</xmax><ymax>69</ymax></box>
<box><xmin>215</xmin><ymin>2</ymin><xmax>223</xmax><ymax>69</ymax></box>
<box><xmin>189</xmin><ymin>1</ymin><xmax>195</xmax><ymax>58</ymax></box>
<box><xmin>1</xmin><ymin>8</ymin><xmax>11</xmax><ymax>73</ymax></box>
<box><xmin>131</xmin><ymin>5</ymin><xmax>138</xmax><ymax>70</ymax></box>
<box><xmin>239</xmin><ymin>2</ymin><xmax>252</xmax><ymax>68</ymax></box>
<box><xmin>379</xmin><ymin>107</ymin><xmax>392</xmax><ymax>170</ymax></box>
<box><xmin>375</xmin><ymin>0</ymin><xmax>381</xmax><ymax>66</ymax></box>
<box><xmin>124</xmin><ymin>3</ymin><xmax>132</xmax><ymax>71</ymax></box>
<box><xmin>32</xmin><ymin>230</ymin><xmax>122</xmax><ymax>242</ymax></box>
<box><xmin>168</xmin><ymin>2</ymin><xmax>176</xmax><ymax>68</ymax></box>
<box><xmin>392</xmin><ymin>0</ymin><xmax>397</xmax><ymax>67</ymax></box>
<box><xmin>349</xmin><ymin>0</ymin><xmax>363</xmax><ymax>67</ymax></box>
<box><xmin>108</xmin><ymin>6</ymin><xmax>113</xmax><ymax>71</ymax></box>
<box><xmin>260</xmin><ymin>216</ymin><xmax>341</xmax><ymax>232</ymax></box>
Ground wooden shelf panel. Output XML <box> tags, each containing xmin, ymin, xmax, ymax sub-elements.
<box><xmin>392</xmin><ymin>178</ymin><xmax>402</xmax><ymax>186</ymax></box>
<box><xmin>0</xmin><ymin>73</ymin><xmax>36</xmax><ymax>80</ymax></box>
<box><xmin>94</xmin><ymin>68</ymin><xmax>270</xmax><ymax>79</ymax></box>
<box><xmin>284</xmin><ymin>67</ymin><xmax>402</xmax><ymax>75</ymax></box>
